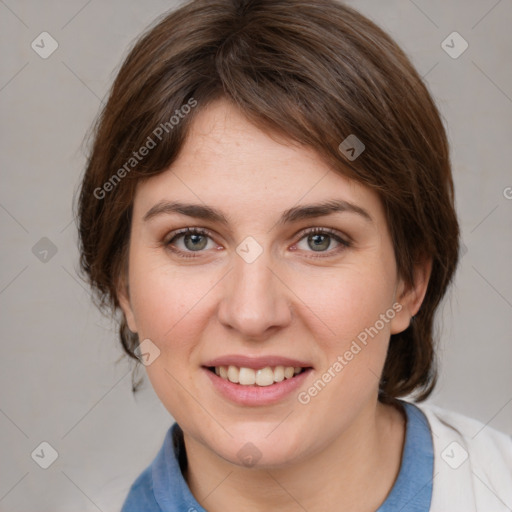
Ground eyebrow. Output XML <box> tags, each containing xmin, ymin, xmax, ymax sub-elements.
<box><xmin>143</xmin><ymin>199</ymin><xmax>373</xmax><ymax>225</ymax></box>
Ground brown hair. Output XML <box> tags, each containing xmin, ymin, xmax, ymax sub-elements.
<box><xmin>76</xmin><ymin>0</ymin><xmax>460</xmax><ymax>401</ymax></box>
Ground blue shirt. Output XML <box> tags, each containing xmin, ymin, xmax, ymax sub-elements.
<box><xmin>121</xmin><ymin>400</ymin><xmax>433</xmax><ymax>511</ymax></box>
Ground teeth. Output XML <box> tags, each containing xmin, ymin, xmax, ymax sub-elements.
<box><xmin>274</xmin><ymin>366</ymin><xmax>285</xmax><ymax>382</ymax></box>
<box><xmin>255</xmin><ymin>367</ymin><xmax>274</xmax><ymax>386</ymax></box>
<box><xmin>227</xmin><ymin>365</ymin><xmax>239</xmax><ymax>383</ymax></box>
<box><xmin>238</xmin><ymin>367</ymin><xmax>255</xmax><ymax>385</ymax></box>
<box><xmin>284</xmin><ymin>366</ymin><xmax>295</xmax><ymax>379</ymax></box>
<box><xmin>213</xmin><ymin>365</ymin><xmax>305</xmax><ymax>386</ymax></box>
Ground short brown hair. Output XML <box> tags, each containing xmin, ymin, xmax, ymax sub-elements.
<box><xmin>76</xmin><ymin>0</ymin><xmax>460</xmax><ymax>401</ymax></box>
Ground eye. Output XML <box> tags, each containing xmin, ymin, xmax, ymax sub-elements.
<box><xmin>165</xmin><ymin>227</ymin><xmax>217</xmax><ymax>258</ymax></box>
<box><xmin>294</xmin><ymin>227</ymin><xmax>351</xmax><ymax>257</ymax></box>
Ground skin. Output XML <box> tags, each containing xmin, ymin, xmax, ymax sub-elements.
<box><xmin>118</xmin><ymin>98</ymin><xmax>432</xmax><ymax>512</ymax></box>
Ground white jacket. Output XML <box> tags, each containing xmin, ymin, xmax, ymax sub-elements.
<box><xmin>414</xmin><ymin>402</ymin><xmax>512</xmax><ymax>511</ymax></box>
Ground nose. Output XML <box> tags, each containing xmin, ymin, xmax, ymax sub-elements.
<box><xmin>217</xmin><ymin>249</ymin><xmax>292</xmax><ymax>339</ymax></box>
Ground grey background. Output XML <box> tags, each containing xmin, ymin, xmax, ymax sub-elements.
<box><xmin>1</xmin><ymin>0</ymin><xmax>511</xmax><ymax>510</ymax></box>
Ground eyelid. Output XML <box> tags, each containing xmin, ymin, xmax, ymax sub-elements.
<box><xmin>295</xmin><ymin>226</ymin><xmax>352</xmax><ymax>245</ymax></box>
<box><xmin>164</xmin><ymin>226</ymin><xmax>214</xmax><ymax>243</ymax></box>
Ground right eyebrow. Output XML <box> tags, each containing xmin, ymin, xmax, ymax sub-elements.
<box><xmin>143</xmin><ymin>201</ymin><xmax>229</xmax><ymax>224</ymax></box>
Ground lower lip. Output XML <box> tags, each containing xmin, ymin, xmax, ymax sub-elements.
<box><xmin>202</xmin><ymin>367</ymin><xmax>313</xmax><ymax>406</ymax></box>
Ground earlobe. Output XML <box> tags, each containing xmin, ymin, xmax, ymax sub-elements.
<box><xmin>117</xmin><ymin>279</ymin><xmax>138</xmax><ymax>334</ymax></box>
<box><xmin>390</xmin><ymin>257</ymin><xmax>432</xmax><ymax>335</ymax></box>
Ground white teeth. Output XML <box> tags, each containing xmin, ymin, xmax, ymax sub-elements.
<box><xmin>213</xmin><ymin>365</ymin><xmax>306</xmax><ymax>386</ymax></box>
<box><xmin>284</xmin><ymin>366</ymin><xmax>295</xmax><ymax>379</ymax></box>
<box><xmin>274</xmin><ymin>366</ymin><xmax>285</xmax><ymax>382</ymax></box>
<box><xmin>239</xmin><ymin>367</ymin><xmax>256</xmax><ymax>385</ymax></box>
<box><xmin>255</xmin><ymin>367</ymin><xmax>274</xmax><ymax>386</ymax></box>
<box><xmin>227</xmin><ymin>365</ymin><xmax>239</xmax><ymax>383</ymax></box>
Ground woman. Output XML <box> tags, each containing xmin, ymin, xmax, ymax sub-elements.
<box><xmin>76</xmin><ymin>0</ymin><xmax>512</xmax><ymax>510</ymax></box>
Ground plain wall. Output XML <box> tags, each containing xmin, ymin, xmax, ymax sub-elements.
<box><xmin>1</xmin><ymin>0</ymin><xmax>511</xmax><ymax>510</ymax></box>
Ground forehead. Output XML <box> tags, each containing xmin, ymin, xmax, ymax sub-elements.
<box><xmin>132</xmin><ymin>98</ymin><xmax>385</xmax><ymax>227</ymax></box>
<box><xmin>172</xmin><ymin>98</ymin><xmax>331</xmax><ymax>182</ymax></box>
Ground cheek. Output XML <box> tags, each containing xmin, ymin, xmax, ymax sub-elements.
<box><xmin>128</xmin><ymin>256</ymin><xmax>216</xmax><ymax>347</ymax></box>
<box><xmin>294</xmin><ymin>264</ymin><xmax>397</xmax><ymax>407</ymax></box>
<box><xmin>297</xmin><ymin>271</ymin><xmax>395</xmax><ymax>416</ymax></box>
<box><xmin>127</xmin><ymin>259</ymin><xmax>216</xmax><ymax>415</ymax></box>
<box><xmin>294</xmin><ymin>265</ymin><xmax>396</xmax><ymax>341</ymax></box>
<box><xmin>130</xmin><ymin>279</ymin><xmax>178</xmax><ymax>340</ymax></box>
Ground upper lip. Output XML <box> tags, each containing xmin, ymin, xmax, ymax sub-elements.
<box><xmin>203</xmin><ymin>355</ymin><xmax>313</xmax><ymax>370</ymax></box>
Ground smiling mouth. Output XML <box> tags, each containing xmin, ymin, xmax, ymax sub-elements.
<box><xmin>205</xmin><ymin>365</ymin><xmax>311</xmax><ymax>386</ymax></box>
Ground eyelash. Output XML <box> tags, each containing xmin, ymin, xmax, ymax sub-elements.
<box><xmin>164</xmin><ymin>227</ymin><xmax>351</xmax><ymax>259</ymax></box>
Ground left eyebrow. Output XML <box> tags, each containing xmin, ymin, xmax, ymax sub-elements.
<box><xmin>142</xmin><ymin>199</ymin><xmax>373</xmax><ymax>225</ymax></box>
<box><xmin>278</xmin><ymin>199</ymin><xmax>373</xmax><ymax>225</ymax></box>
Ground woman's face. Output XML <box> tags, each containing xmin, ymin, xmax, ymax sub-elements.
<box><xmin>119</xmin><ymin>98</ymin><xmax>422</xmax><ymax>468</ymax></box>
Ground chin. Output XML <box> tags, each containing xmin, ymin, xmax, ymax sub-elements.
<box><xmin>210</xmin><ymin>426</ymin><xmax>307</xmax><ymax>469</ymax></box>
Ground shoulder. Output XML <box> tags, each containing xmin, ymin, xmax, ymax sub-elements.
<box><xmin>412</xmin><ymin>401</ymin><xmax>512</xmax><ymax>512</ymax></box>
<box><xmin>416</xmin><ymin>401</ymin><xmax>512</xmax><ymax>465</ymax></box>
<box><xmin>120</xmin><ymin>422</ymin><xmax>194</xmax><ymax>512</ymax></box>
<box><xmin>120</xmin><ymin>464</ymin><xmax>161</xmax><ymax>512</ymax></box>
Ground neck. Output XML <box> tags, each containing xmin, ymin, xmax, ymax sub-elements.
<box><xmin>183</xmin><ymin>400</ymin><xmax>406</xmax><ymax>512</ymax></box>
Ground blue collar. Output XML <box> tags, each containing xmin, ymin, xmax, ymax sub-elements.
<box><xmin>376</xmin><ymin>400</ymin><xmax>434</xmax><ymax>511</ymax></box>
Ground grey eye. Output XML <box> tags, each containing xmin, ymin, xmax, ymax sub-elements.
<box><xmin>182</xmin><ymin>233</ymin><xmax>209</xmax><ymax>251</ymax></box>
<box><xmin>307</xmin><ymin>233</ymin><xmax>332</xmax><ymax>251</ymax></box>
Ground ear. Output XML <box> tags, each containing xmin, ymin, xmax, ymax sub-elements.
<box><xmin>390</xmin><ymin>257</ymin><xmax>432</xmax><ymax>335</ymax></box>
<box><xmin>117</xmin><ymin>275</ymin><xmax>138</xmax><ymax>334</ymax></box>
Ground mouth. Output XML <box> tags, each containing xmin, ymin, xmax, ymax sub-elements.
<box><xmin>201</xmin><ymin>361</ymin><xmax>313</xmax><ymax>406</ymax></box>
<box><xmin>201</xmin><ymin>355</ymin><xmax>313</xmax><ymax>405</ymax></box>
<box><xmin>205</xmin><ymin>365</ymin><xmax>311</xmax><ymax>387</ymax></box>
